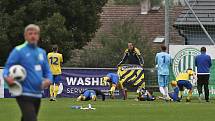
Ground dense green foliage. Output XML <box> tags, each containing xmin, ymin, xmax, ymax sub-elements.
<box><xmin>68</xmin><ymin>20</ymin><xmax>154</xmax><ymax>68</ymax></box>
<box><xmin>0</xmin><ymin>0</ymin><xmax>108</xmax><ymax>65</ymax></box>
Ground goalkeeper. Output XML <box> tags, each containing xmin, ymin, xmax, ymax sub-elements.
<box><xmin>118</xmin><ymin>42</ymin><xmax>144</xmax><ymax>66</ymax></box>
<box><xmin>102</xmin><ymin>73</ymin><xmax>127</xmax><ymax>99</ymax></box>
<box><xmin>77</xmin><ymin>89</ymin><xmax>105</xmax><ymax>101</ymax></box>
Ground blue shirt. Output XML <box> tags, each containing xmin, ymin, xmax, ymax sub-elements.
<box><xmin>169</xmin><ymin>87</ymin><xmax>180</xmax><ymax>101</ymax></box>
<box><xmin>3</xmin><ymin>42</ymin><xmax>53</xmax><ymax>98</ymax></box>
<box><xmin>155</xmin><ymin>52</ymin><xmax>171</xmax><ymax>75</ymax></box>
<box><xmin>195</xmin><ymin>52</ymin><xmax>212</xmax><ymax>74</ymax></box>
<box><xmin>83</xmin><ymin>90</ymin><xmax>96</xmax><ymax>100</ymax></box>
<box><xmin>107</xmin><ymin>73</ymin><xmax>119</xmax><ymax>84</ymax></box>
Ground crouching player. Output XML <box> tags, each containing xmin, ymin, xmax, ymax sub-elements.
<box><xmin>176</xmin><ymin>68</ymin><xmax>196</xmax><ymax>102</ymax></box>
<box><xmin>102</xmin><ymin>73</ymin><xmax>127</xmax><ymax>99</ymax></box>
<box><xmin>77</xmin><ymin>89</ymin><xmax>105</xmax><ymax>101</ymax></box>
<box><xmin>168</xmin><ymin>81</ymin><xmax>181</xmax><ymax>102</ymax></box>
<box><xmin>136</xmin><ymin>88</ymin><xmax>156</xmax><ymax>101</ymax></box>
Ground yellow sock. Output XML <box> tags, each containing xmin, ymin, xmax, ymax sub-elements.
<box><xmin>54</xmin><ymin>85</ymin><xmax>59</xmax><ymax>98</ymax></box>
<box><xmin>50</xmin><ymin>85</ymin><xmax>54</xmax><ymax>97</ymax></box>
<box><xmin>110</xmin><ymin>86</ymin><xmax>116</xmax><ymax>95</ymax></box>
<box><xmin>187</xmin><ymin>90</ymin><xmax>192</xmax><ymax>100</ymax></box>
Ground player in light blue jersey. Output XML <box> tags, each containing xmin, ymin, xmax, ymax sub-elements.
<box><xmin>155</xmin><ymin>45</ymin><xmax>171</xmax><ymax>100</ymax></box>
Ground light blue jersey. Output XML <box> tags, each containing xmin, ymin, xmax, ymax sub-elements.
<box><xmin>3</xmin><ymin>42</ymin><xmax>53</xmax><ymax>98</ymax></box>
<box><xmin>155</xmin><ymin>52</ymin><xmax>171</xmax><ymax>75</ymax></box>
<box><xmin>106</xmin><ymin>73</ymin><xmax>119</xmax><ymax>85</ymax></box>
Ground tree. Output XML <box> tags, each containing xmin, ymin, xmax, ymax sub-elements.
<box><xmin>0</xmin><ymin>0</ymin><xmax>108</xmax><ymax>65</ymax></box>
<box><xmin>68</xmin><ymin>20</ymin><xmax>154</xmax><ymax>68</ymax></box>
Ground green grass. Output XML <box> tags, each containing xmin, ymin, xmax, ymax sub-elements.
<box><xmin>0</xmin><ymin>98</ymin><xmax>215</xmax><ymax>121</ymax></box>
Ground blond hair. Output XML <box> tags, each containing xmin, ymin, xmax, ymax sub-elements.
<box><xmin>24</xmin><ymin>24</ymin><xmax>40</xmax><ymax>33</ymax></box>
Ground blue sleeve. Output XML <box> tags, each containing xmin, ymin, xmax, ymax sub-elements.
<box><xmin>3</xmin><ymin>48</ymin><xmax>20</xmax><ymax>78</ymax></box>
<box><xmin>195</xmin><ymin>56</ymin><xmax>197</xmax><ymax>66</ymax></box>
<box><xmin>208</xmin><ymin>56</ymin><xmax>212</xmax><ymax>67</ymax></box>
<box><xmin>42</xmin><ymin>51</ymin><xmax>53</xmax><ymax>82</ymax></box>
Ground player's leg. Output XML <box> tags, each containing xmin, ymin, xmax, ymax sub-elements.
<box><xmin>53</xmin><ymin>75</ymin><xmax>61</xmax><ymax>100</ymax></box>
<box><xmin>33</xmin><ymin>98</ymin><xmax>41</xmax><ymax>118</ymax></box>
<box><xmin>184</xmin><ymin>81</ymin><xmax>193</xmax><ymax>102</ymax></box>
<box><xmin>163</xmin><ymin>75</ymin><xmax>170</xmax><ymax>99</ymax></box>
<box><xmin>16</xmin><ymin>96</ymin><xmax>38</xmax><ymax>121</ymax></box>
<box><xmin>110</xmin><ymin>84</ymin><xmax>116</xmax><ymax>99</ymax></box>
<box><xmin>158</xmin><ymin>75</ymin><xmax>166</xmax><ymax>96</ymax></box>
<box><xmin>197</xmin><ymin>75</ymin><xmax>204</xmax><ymax>99</ymax></box>
<box><xmin>49</xmin><ymin>84</ymin><xmax>54</xmax><ymax>100</ymax></box>
<box><xmin>177</xmin><ymin>81</ymin><xmax>184</xmax><ymax>99</ymax></box>
<box><xmin>203</xmin><ymin>79</ymin><xmax>209</xmax><ymax>102</ymax></box>
<box><xmin>49</xmin><ymin>75</ymin><xmax>55</xmax><ymax>101</ymax></box>
<box><xmin>119</xmin><ymin>81</ymin><xmax>127</xmax><ymax>100</ymax></box>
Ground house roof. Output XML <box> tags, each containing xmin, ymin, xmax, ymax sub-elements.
<box><xmin>174</xmin><ymin>0</ymin><xmax>215</xmax><ymax>27</ymax></box>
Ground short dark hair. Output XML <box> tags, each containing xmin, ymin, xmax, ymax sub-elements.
<box><xmin>161</xmin><ymin>45</ymin><xmax>167</xmax><ymax>51</ymax></box>
<box><xmin>52</xmin><ymin>44</ymin><xmax>58</xmax><ymax>52</ymax></box>
<box><xmin>187</xmin><ymin>68</ymin><xmax>192</xmax><ymax>71</ymax></box>
<box><xmin>201</xmin><ymin>47</ymin><xmax>206</xmax><ymax>52</ymax></box>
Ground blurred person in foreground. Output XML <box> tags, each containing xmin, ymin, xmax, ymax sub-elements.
<box><xmin>3</xmin><ymin>24</ymin><xmax>53</xmax><ymax>121</ymax></box>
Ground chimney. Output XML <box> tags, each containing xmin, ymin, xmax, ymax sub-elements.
<box><xmin>140</xmin><ymin>0</ymin><xmax>151</xmax><ymax>14</ymax></box>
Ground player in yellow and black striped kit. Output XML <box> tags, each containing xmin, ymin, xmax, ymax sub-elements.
<box><xmin>48</xmin><ymin>45</ymin><xmax>63</xmax><ymax>101</ymax></box>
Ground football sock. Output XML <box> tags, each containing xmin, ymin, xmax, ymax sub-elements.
<box><xmin>54</xmin><ymin>85</ymin><xmax>59</xmax><ymax>98</ymax></box>
<box><xmin>110</xmin><ymin>86</ymin><xmax>116</xmax><ymax>96</ymax></box>
<box><xmin>159</xmin><ymin>87</ymin><xmax>165</xmax><ymax>96</ymax></box>
<box><xmin>50</xmin><ymin>85</ymin><xmax>54</xmax><ymax>97</ymax></box>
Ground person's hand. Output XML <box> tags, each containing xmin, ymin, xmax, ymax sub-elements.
<box><xmin>41</xmin><ymin>79</ymin><xmax>51</xmax><ymax>89</ymax></box>
<box><xmin>140</xmin><ymin>64</ymin><xmax>144</xmax><ymax>67</ymax></box>
<box><xmin>5</xmin><ymin>77</ymin><xmax>15</xmax><ymax>86</ymax></box>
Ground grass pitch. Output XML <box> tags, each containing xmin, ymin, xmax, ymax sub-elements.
<box><xmin>0</xmin><ymin>98</ymin><xmax>215</xmax><ymax>121</ymax></box>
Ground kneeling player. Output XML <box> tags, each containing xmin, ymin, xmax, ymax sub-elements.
<box><xmin>77</xmin><ymin>89</ymin><xmax>105</xmax><ymax>101</ymax></box>
<box><xmin>176</xmin><ymin>68</ymin><xmax>195</xmax><ymax>102</ymax></box>
<box><xmin>136</xmin><ymin>88</ymin><xmax>156</xmax><ymax>101</ymax></box>
<box><xmin>102</xmin><ymin>73</ymin><xmax>127</xmax><ymax>99</ymax></box>
<box><xmin>168</xmin><ymin>81</ymin><xmax>181</xmax><ymax>102</ymax></box>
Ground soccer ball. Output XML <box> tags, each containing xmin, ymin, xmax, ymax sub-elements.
<box><xmin>9</xmin><ymin>65</ymin><xmax>27</xmax><ymax>82</ymax></box>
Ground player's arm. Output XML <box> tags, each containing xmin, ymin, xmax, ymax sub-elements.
<box><xmin>3</xmin><ymin>48</ymin><xmax>20</xmax><ymax>86</ymax></box>
<box><xmin>135</xmin><ymin>48</ymin><xmax>144</xmax><ymax>66</ymax></box>
<box><xmin>208</xmin><ymin>56</ymin><xmax>212</xmax><ymax>68</ymax></box>
<box><xmin>60</xmin><ymin>54</ymin><xmax>63</xmax><ymax>64</ymax></box>
<box><xmin>118</xmin><ymin>50</ymin><xmax>128</xmax><ymax>66</ymax></box>
<box><xmin>155</xmin><ymin>54</ymin><xmax>158</xmax><ymax>68</ymax></box>
<box><xmin>41</xmin><ymin>51</ymin><xmax>53</xmax><ymax>89</ymax></box>
<box><xmin>94</xmin><ymin>89</ymin><xmax>105</xmax><ymax>101</ymax></box>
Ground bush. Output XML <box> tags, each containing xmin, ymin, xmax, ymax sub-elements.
<box><xmin>67</xmin><ymin>19</ymin><xmax>154</xmax><ymax>68</ymax></box>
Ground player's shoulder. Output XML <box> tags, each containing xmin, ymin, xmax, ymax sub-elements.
<box><xmin>124</xmin><ymin>49</ymin><xmax>129</xmax><ymax>53</ymax></box>
<box><xmin>37</xmin><ymin>47</ymin><xmax>47</xmax><ymax>55</ymax></box>
<box><xmin>15</xmin><ymin>42</ymin><xmax>28</xmax><ymax>51</ymax></box>
<box><xmin>134</xmin><ymin>48</ymin><xmax>141</xmax><ymax>55</ymax></box>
